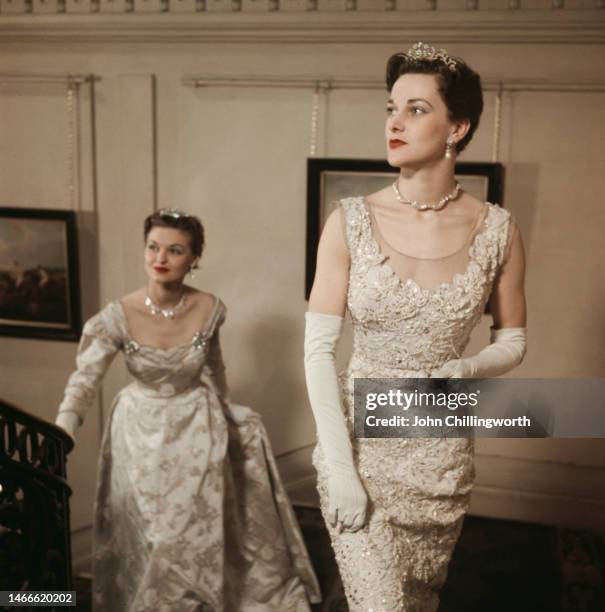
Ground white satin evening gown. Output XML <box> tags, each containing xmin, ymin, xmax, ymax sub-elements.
<box><xmin>59</xmin><ymin>296</ymin><xmax>320</xmax><ymax>612</ymax></box>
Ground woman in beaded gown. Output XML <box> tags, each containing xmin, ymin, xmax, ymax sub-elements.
<box><xmin>56</xmin><ymin>210</ymin><xmax>320</xmax><ymax>612</ymax></box>
<box><xmin>304</xmin><ymin>44</ymin><xmax>527</xmax><ymax>611</ymax></box>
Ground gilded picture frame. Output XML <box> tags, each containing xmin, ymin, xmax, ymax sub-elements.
<box><xmin>0</xmin><ymin>207</ymin><xmax>81</xmax><ymax>341</ymax></box>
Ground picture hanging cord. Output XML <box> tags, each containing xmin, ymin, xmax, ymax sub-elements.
<box><xmin>310</xmin><ymin>83</ymin><xmax>320</xmax><ymax>157</ymax></box>
<box><xmin>309</xmin><ymin>81</ymin><xmax>331</xmax><ymax>157</ymax></box>
<box><xmin>66</xmin><ymin>78</ymin><xmax>81</xmax><ymax>211</ymax></box>
<box><xmin>492</xmin><ymin>83</ymin><xmax>503</xmax><ymax>163</ymax></box>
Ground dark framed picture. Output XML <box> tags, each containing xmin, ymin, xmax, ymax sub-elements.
<box><xmin>305</xmin><ymin>158</ymin><xmax>505</xmax><ymax>298</ymax></box>
<box><xmin>0</xmin><ymin>208</ymin><xmax>81</xmax><ymax>341</ymax></box>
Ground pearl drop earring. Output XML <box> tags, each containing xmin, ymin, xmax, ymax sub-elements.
<box><xmin>445</xmin><ymin>137</ymin><xmax>455</xmax><ymax>160</ymax></box>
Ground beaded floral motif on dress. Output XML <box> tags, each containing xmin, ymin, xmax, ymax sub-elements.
<box><xmin>313</xmin><ymin>197</ymin><xmax>511</xmax><ymax>612</ymax></box>
<box><xmin>344</xmin><ymin>197</ymin><xmax>510</xmax><ymax>377</ymax></box>
<box><xmin>65</xmin><ymin>299</ymin><xmax>321</xmax><ymax>611</ymax></box>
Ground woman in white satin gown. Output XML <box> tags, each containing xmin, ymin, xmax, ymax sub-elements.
<box><xmin>304</xmin><ymin>43</ymin><xmax>527</xmax><ymax>611</ymax></box>
<box><xmin>56</xmin><ymin>209</ymin><xmax>320</xmax><ymax>612</ymax></box>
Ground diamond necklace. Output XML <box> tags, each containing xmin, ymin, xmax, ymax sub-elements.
<box><xmin>392</xmin><ymin>180</ymin><xmax>461</xmax><ymax>211</ymax></box>
<box><xmin>144</xmin><ymin>293</ymin><xmax>187</xmax><ymax>319</ymax></box>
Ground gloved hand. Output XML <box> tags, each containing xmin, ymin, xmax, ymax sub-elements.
<box><xmin>326</xmin><ymin>471</ymin><xmax>368</xmax><ymax>533</ymax></box>
<box><xmin>432</xmin><ymin>327</ymin><xmax>526</xmax><ymax>379</ymax></box>
<box><xmin>304</xmin><ymin>311</ymin><xmax>368</xmax><ymax>532</ymax></box>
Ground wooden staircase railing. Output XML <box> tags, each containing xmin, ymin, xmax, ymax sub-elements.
<box><xmin>0</xmin><ymin>399</ymin><xmax>74</xmax><ymax>598</ymax></box>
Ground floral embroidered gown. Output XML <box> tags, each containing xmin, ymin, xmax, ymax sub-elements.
<box><xmin>58</xmin><ymin>296</ymin><xmax>320</xmax><ymax>612</ymax></box>
<box><xmin>313</xmin><ymin>198</ymin><xmax>512</xmax><ymax>612</ymax></box>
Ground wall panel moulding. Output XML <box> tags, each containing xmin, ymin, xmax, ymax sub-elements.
<box><xmin>97</xmin><ymin>0</ymin><xmax>130</xmax><ymax>12</ymax></box>
<box><xmin>64</xmin><ymin>0</ymin><xmax>95</xmax><ymax>13</ymax></box>
<box><xmin>521</xmin><ymin>0</ymin><xmax>554</xmax><ymax>7</ymax></box>
<box><xmin>394</xmin><ymin>0</ymin><xmax>435</xmax><ymax>10</ymax></box>
<box><xmin>31</xmin><ymin>0</ymin><xmax>61</xmax><ymax>14</ymax></box>
<box><xmin>133</xmin><ymin>0</ymin><xmax>164</xmax><ymax>12</ymax></box>
<box><xmin>478</xmin><ymin>0</ymin><xmax>510</xmax><ymax>8</ymax></box>
<box><xmin>566</xmin><ymin>0</ymin><xmax>602</xmax><ymax>6</ymax></box>
<box><xmin>355</xmin><ymin>0</ymin><xmax>386</xmax><ymax>9</ymax></box>
<box><xmin>435</xmin><ymin>0</ymin><xmax>468</xmax><ymax>10</ymax></box>
<box><xmin>317</xmin><ymin>0</ymin><xmax>349</xmax><ymax>11</ymax></box>
<box><xmin>240</xmin><ymin>0</ymin><xmax>275</xmax><ymax>12</ymax></box>
<box><xmin>279</xmin><ymin>0</ymin><xmax>312</xmax><ymax>10</ymax></box>
<box><xmin>0</xmin><ymin>0</ymin><xmax>28</xmax><ymax>14</ymax></box>
<box><xmin>170</xmin><ymin>0</ymin><xmax>197</xmax><ymax>13</ymax></box>
<box><xmin>180</xmin><ymin>74</ymin><xmax>605</xmax><ymax>93</ymax></box>
<box><xmin>205</xmin><ymin>0</ymin><xmax>239</xmax><ymax>11</ymax></box>
<box><xmin>0</xmin><ymin>10</ymin><xmax>604</xmax><ymax>43</ymax></box>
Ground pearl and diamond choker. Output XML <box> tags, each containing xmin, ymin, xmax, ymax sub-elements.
<box><xmin>144</xmin><ymin>294</ymin><xmax>187</xmax><ymax>319</ymax></box>
<box><xmin>392</xmin><ymin>180</ymin><xmax>462</xmax><ymax>211</ymax></box>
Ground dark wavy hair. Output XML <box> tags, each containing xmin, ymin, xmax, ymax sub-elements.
<box><xmin>386</xmin><ymin>51</ymin><xmax>483</xmax><ymax>153</ymax></box>
<box><xmin>143</xmin><ymin>210</ymin><xmax>205</xmax><ymax>263</ymax></box>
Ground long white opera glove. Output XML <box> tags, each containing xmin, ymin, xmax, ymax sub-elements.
<box><xmin>304</xmin><ymin>311</ymin><xmax>368</xmax><ymax>532</ymax></box>
<box><xmin>431</xmin><ymin>327</ymin><xmax>527</xmax><ymax>379</ymax></box>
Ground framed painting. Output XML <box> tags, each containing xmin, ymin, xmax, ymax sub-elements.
<box><xmin>0</xmin><ymin>208</ymin><xmax>81</xmax><ymax>341</ymax></box>
<box><xmin>305</xmin><ymin>159</ymin><xmax>505</xmax><ymax>298</ymax></box>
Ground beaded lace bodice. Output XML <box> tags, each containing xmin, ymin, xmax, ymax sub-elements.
<box><xmin>343</xmin><ymin>197</ymin><xmax>511</xmax><ymax>377</ymax></box>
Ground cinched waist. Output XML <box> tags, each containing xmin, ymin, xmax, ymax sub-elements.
<box><xmin>124</xmin><ymin>380</ymin><xmax>206</xmax><ymax>403</ymax></box>
<box><xmin>347</xmin><ymin>354</ymin><xmax>433</xmax><ymax>378</ymax></box>
<box><xmin>352</xmin><ymin>332</ymin><xmax>465</xmax><ymax>372</ymax></box>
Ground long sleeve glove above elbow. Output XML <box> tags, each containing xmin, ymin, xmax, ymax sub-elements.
<box><xmin>432</xmin><ymin>327</ymin><xmax>527</xmax><ymax>379</ymax></box>
<box><xmin>304</xmin><ymin>311</ymin><xmax>367</xmax><ymax>531</ymax></box>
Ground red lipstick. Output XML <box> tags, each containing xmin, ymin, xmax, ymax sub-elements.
<box><xmin>154</xmin><ymin>266</ymin><xmax>169</xmax><ymax>273</ymax></box>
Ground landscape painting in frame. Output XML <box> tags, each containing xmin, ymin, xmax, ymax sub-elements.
<box><xmin>0</xmin><ymin>208</ymin><xmax>81</xmax><ymax>341</ymax></box>
<box><xmin>305</xmin><ymin>159</ymin><xmax>504</xmax><ymax>298</ymax></box>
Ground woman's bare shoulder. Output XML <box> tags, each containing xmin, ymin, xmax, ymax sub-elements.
<box><xmin>459</xmin><ymin>192</ymin><xmax>486</xmax><ymax>214</ymax></box>
<box><xmin>119</xmin><ymin>288</ymin><xmax>146</xmax><ymax>312</ymax></box>
<box><xmin>365</xmin><ymin>184</ymin><xmax>394</xmax><ymax>209</ymax></box>
<box><xmin>184</xmin><ymin>287</ymin><xmax>216</xmax><ymax>311</ymax></box>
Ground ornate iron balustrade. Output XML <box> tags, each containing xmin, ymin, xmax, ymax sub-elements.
<box><xmin>0</xmin><ymin>399</ymin><xmax>74</xmax><ymax>597</ymax></box>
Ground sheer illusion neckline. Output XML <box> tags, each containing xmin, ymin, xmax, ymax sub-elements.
<box><xmin>364</xmin><ymin>199</ymin><xmax>488</xmax><ymax>261</ymax></box>
<box><xmin>359</xmin><ymin>198</ymin><xmax>492</xmax><ymax>293</ymax></box>
<box><xmin>115</xmin><ymin>294</ymin><xmax>219</xmax><ymax>352</ymax></box>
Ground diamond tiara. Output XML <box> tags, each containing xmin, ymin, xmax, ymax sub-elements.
<box><xmin>157</xmin><ymin>207</ymin><xmax>188</xmax><ymax>219</ymax></box>
<box><xmin>402</xmin><ymin>42</ymin><xmax>458</xmax><ymax>73</ymax></box>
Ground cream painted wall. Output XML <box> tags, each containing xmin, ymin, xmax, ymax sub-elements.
<box><xmin>1</xmin><ymin>20</ymin><xmax>605</xmax><ymax>567</ymax></box>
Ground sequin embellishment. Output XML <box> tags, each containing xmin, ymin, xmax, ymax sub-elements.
<box><xmin>123</xmin><ymin>340</ymin><xmax>140</xmax><ymax>355</ymax></box>
<box><xmin>192</xmin><ymin>332</ymin><xmax>209</xmax><ymax>350</ymax></box>
<box><xmin>313</xmin><ymin>197</ymin><xmax>511</xmax><ymax>612</ymax></box>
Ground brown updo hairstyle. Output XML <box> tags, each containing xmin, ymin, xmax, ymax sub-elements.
<box><xmin>143</xmin><ymin>210</ymin><xmax>205</xmax><ymax>268</ymax></box>
<box><xmin>386</xmin><ymin>51</ymin><xmax>483</xmax><ymax>153</ymax></box>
